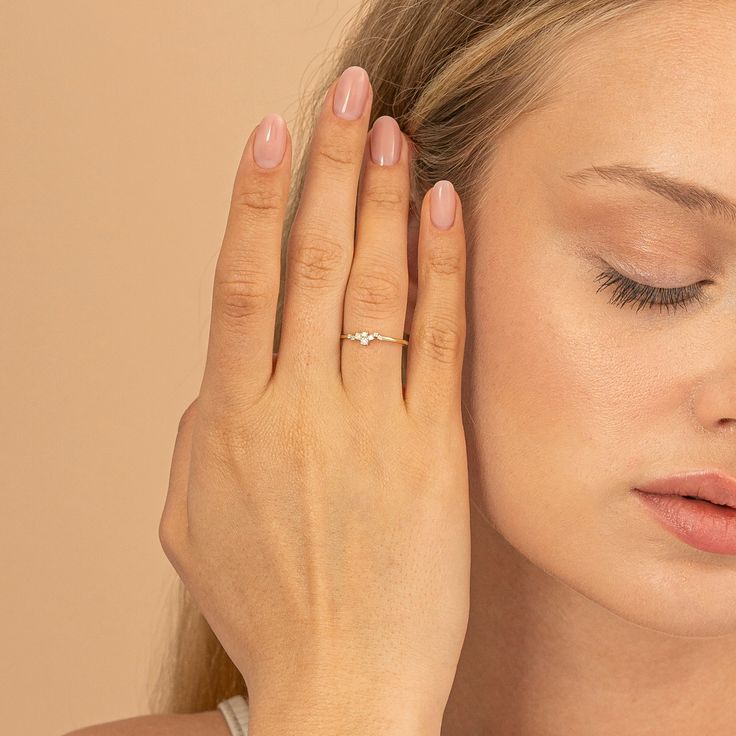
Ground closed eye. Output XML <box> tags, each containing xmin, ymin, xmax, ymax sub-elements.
<box><xmin>594</xmin><ymin>265</ymin><xmax>713</xmax><ymax>315</ymax></box>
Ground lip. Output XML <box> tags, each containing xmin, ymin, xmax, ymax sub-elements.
<box><xmin>632</xmin><ymin>470</ymin><xmax>736</xmax><ymax>555</ymax></box>
<box><xmin>633</xmin><ymin>470</ymin><xmax>736</xmax><ymax>508</ymax></box>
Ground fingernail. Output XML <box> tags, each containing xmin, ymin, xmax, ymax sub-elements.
<box><xmin>430</xmin><ymin>180</ymin><xmax>456</xmax><ymax>230</ymax></box>
<box><xmin>370</xmin><ymin>116</ymin><xmax>402</xmax><ymax>166</ymax></box>
<box><xmin>253</xmin><ymin>113</ymin><xmax>287</xmax><ymax>169</ymax></box>
<box><xmin>333</xmin><ymin>66</ymin><xmax>369</xmax><ymax>121</ymax></box>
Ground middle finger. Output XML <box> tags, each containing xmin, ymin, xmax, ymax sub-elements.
<box><xmin>275</xmin><ymin>66</ymin><xmax>372</xmax><ymax>385</ymax></box>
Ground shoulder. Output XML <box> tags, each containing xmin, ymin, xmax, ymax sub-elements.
<box><xmin>61</xmin><ymin>709</ymin><xmax>232</xmax><ymax>735</ymax></box>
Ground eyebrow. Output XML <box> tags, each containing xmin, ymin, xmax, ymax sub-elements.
<box><xmin>562</xmin><ymin>163</ymin><xmax>736</xmax><ymax>225</ymax></box>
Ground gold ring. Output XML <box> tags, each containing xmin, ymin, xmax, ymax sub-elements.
<box><xmin>340</xmin><ymin>330</ymin><xmax>409</xmax><ymax>346</ymax></box>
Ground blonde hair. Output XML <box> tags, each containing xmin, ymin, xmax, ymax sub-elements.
<box><xmin>148</xmin><ymin>0</ymin><xmax>650</xmax><ymax>715</ymax></box>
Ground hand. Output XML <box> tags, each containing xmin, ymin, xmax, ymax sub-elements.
<box><xmin>159</xmin><ymin>65</ymin><xmax>470</xmax><ymax>735</ymax></box>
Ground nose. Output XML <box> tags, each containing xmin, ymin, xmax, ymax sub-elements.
<box><xmin>691</xmin><ymin>371</ymin><xmax>736</xmax><ymax>435</ymax></box>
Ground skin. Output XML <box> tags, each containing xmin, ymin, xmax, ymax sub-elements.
<box><xmin>66</xmin><ymin>3</ymin><xmax>736</xmax><ymax>735</ymax></box>
<box><xmin>439</xmin><ymin>3</ymin><xmax>736</xmax><ymax>735</ymax></box>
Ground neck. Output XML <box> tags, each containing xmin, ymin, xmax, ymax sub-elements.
<box><xmin>441</xmin><ymin>496</ymin><xmax>736</xmax><ymax>735</ymax></box>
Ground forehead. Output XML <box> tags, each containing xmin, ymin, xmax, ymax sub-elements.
<box><xmin>500</xmin><ymin>3</ymin><xmax>736</xmax><ymax>193</ymax></box>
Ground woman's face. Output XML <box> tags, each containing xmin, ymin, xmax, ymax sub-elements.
<box><xmin>464</xmin><ymin>2</ymin><xmax>736</xmax><ymax>636</ymax></box>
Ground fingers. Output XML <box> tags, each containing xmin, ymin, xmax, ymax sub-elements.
<box><xmin>403</xmin><ymin>182</ymin><xmax>467</xmax><ymax>422</ymax></box>
<box><xmin>197</xmin><ymin>63</ymin><xmax>466</xmax><ymax>428</ymax></box>
<box><xmin>201</xmin><ymin>113</ymin><xmax>292</xmax><ymax>406</ymax></box>
<box><xmin>273</xmin><ymin>66</ymin><xmax>373</xmax><ymax>385</ymax></box>
<box><xmin>340</xmin><ymin>116</ymin><xmax>410</xmax><ymax>411</ymax></box>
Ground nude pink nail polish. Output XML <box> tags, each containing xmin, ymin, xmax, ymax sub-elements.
<box><xmin>333</xmin><ymin>66</ymin><xmax>369</xmax><ymax>121</ymax></box>
<box><xmin>370</xmin><ymin>116</ymin><xmax>402</xmax><ymax>166</ymax></box>
<box><xmin>430</xmin><ymin>180</ymin><xmax>456</xmax><ymax>230</ymax></box>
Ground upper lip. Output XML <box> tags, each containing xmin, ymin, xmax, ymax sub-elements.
<box><xmin>634</xmin><ymin>470</ymin><xmax>736</xmax><ymax>509</ymax></box>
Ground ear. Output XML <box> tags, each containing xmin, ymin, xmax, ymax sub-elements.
<box><xmin>404</xmin><ymin>203</ymin><xmax>419</xmax><ymax>337</ymax></box>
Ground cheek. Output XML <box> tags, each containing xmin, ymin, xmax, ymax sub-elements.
<box><xmin>463</xmin><ymin>223</ymin><xmax>675</xmax><ymax>556</ymax></box>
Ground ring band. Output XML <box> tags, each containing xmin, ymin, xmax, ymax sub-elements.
<box><xmin>340</xmin><ymin>330</ymin><xmax>409</xmax><ymax>346</ymax></box>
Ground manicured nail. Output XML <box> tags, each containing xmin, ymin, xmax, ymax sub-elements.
<box><xmin>370</xmin><ymin>116</ymin><xmax>402</xmax><ymax>166</ymax></box>
<box><xmin>253</xmin><ymin>113</ymin><xmax>287</xmax><ymax>169</ymax></box>
<box><xmin>430</xmin><ymin>180</ymin><xmax>456</xmax><ymax>230</ymax></box>
<box><xmin>333</xmin><ymin>66</ymin><xmax>369</xmax><ymax>121</ymax></box>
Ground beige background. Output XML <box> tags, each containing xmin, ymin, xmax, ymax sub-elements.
<box><xmin>1</xmin><ymin>2</ymin><xmax>360</xmax><ymax>733</ymax></box>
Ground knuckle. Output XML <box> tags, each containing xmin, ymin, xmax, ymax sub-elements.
<box><xmin>197</xmin><ymin>423</ymin><xmax>241</xmax><ymax>470</ymax></box>
<box><xmin>313</xmin><ymin>136</ymin><xmax>356</xmax><ymax>169</ymax></box>
<box><xmin>177</xmin><ymin>399</ymin><xmax>199</xmax><ymax>433</ymax></box>
<box><xmin>426</xmin><ymin>243</ymin><xmax>462</xmax><ymax>276</ymax></box>
<box><xmin>362</xmin><ymin>182</ymin><xmax>405</xmax><ymax>213</ymax></box>
<box><xmin>287</xmin><ymin>236</ymin><xmax>345</xmax><ymax>288</ymax></box>
<box><xmin>348</xmin><ymin>267</ymin><xmax>404</xmax><ymax>313</ymax></box>
<box><xmin>215</xmin><ymin>270</ymin><xmax>275</xmax><ymax>322</ymax></box>
<box><xmin>415</xmin><ymin>316</ymin><xmax>464</xmax><ymax>364</ymax></box>
<box><xmin>231</xmin><ymin>183</ymin><xmax>284</xmax><ymax>218</ymax></box>
<box><xmin>158</xmin><ymin>516</ymin><xmax>184</xmax><ymax>561</ymax></box>
<box><xmin>203</xmin><ymin>408</ymin><xmax>254</xmax><ymax>462</ymax></box>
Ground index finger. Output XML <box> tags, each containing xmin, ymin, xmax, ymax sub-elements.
<box><xmin>200</xmin><ymin>114</ymin><xmax>292</xmax><ymax>407</ymax></box>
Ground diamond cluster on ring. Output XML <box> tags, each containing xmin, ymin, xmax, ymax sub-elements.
<box><xmin>348</xmin><ymin>331</ymin><xmax>380</xmax><ymax>345</ymax></box>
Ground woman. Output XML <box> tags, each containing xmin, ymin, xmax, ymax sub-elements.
<box><xmin>66</xmin><ymin>1</ymin><xmax>736</xmax><ymax>734</ymax></box>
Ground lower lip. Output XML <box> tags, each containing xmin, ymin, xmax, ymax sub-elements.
<box><xmin>633</xmin><ymin>490</ymin><xmax>736</xmax><ymax>555</ymax></box>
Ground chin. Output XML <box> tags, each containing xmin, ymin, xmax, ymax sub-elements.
<box><xmin>545</xmin><ymin>538</ymin><xmax>736</xmax><ymax>639</ymax></box>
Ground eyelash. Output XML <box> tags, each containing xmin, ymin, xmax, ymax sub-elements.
<box><xmin>594</xmin><ymin>265</ymin><xmax>711</xmax><ymax>315</ymax></box>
